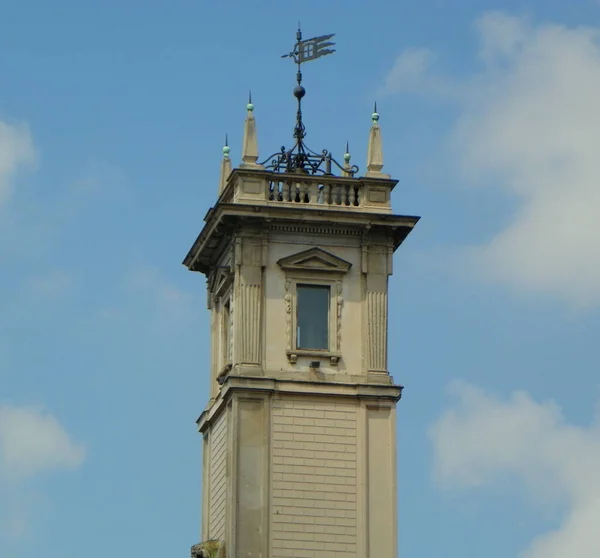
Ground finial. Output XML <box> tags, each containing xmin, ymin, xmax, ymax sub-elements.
<box><xmin>241</xmin><ymin>94</ymin><xmax>262</xmax><ymax>168</ymax></box>
<box><xmin>223</xmin><ymin>134</ymin><xmax>230</xmax><ymax>158</ymax></box>
<box><xmin>366</xmin><ymin>103</ymin><xmax>389</xmax><ymax>178</ymax></box>
<box><xmin>341</xmin><ymin>141</ymin><xmax>352</xmax><ymax>177</ymax></box>
<box><xmin>344</xmin><ymin>141</ymin><xmax>351</xmax><ymax>163</ymax></box>
<box><xmin>219</xmin><ymin>135</ymin><xmax>233</xmax><ymax>194</ymax></box>
<box><xmin>372</xmin><ymin>101</ymin><xmax>380</xmax><ymax>123</ymax></box>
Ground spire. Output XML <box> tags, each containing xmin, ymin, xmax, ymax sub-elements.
<box><xmin>241</xmin><ymin>92</ymin><xmax>262</xmax><ymax>168</ymax></box>
<box><xmin>366</xmin><ymin>102</ymin><xmax>390</xmax><ymax>178</ymax></box>
<box><xmin>219</xmin><ymin>134</ymin><xmax>232</xmax><ymax>194</ymax></box>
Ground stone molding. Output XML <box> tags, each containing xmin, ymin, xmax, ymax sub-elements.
<box><xmin>182</xmin><ymin>202</ymin><xmax>418</xmax><ymax>274</ymax></box>
<box><xmin>197</xmin><ymin>374</ymin><xmax>402</xmax><ymax>433</ymax></box>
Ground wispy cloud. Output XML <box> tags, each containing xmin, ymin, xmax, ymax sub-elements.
<box><xmin>0</xmin><ymin>121</ymin><xmax>35</xmax><ymax>206</ymax></box>
<box><xmin>96</xmin><ymin>265</ymin><xmax>197</xmax><ymax>341</ymax></box>
<box><xmin>431</xmin><ymin>381</ymin><xmax>600</xmax><ymax>558</ymax></box>
<box><xmin>22</xmin><ymin>269</ymin><xmax>75</xmax><ymax>301</ymax></box>
<box><xmin>382</xmin><ymin>12</ymin><xmax>600</xmax><ymax>308</ymax></box>
<box><xmin>0</xmin><ymin>405</ymin><xmax>84</xmax><ymax>481</ymax></box>
<box><xmin>379</xmin><ymin>47</ymin><xmax>437</xmax><ymax>96</ymax></box>
<box><xmin>0</xmin><ymin>404</ymin><xmax>84</xmax><ymax>543</ymax></box>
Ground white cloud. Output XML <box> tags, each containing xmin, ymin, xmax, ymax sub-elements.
<box><xmin>0</xmin><ymin>404</ymin><xmax>84</xmax><ymax>481</ymax></box>
<box><xmin>383</xmin><ymin>12</ymin><xmax>600</xmax><ymax>307</ymax></box>
<box><xmin>476</xmin><ymin>11</ymin><xmax>529</xmax><ymax>64</ymax></box>
<box><xmin>0</xmin><ymin>121</ymin><xmax>35</xmax><ymax>205</ymax></box>
<box><xmin>431</xmin><ymin>381</ymin><xmax>600</xmax><ymax>558</ymax></box>
<box><xmin>0</xmin><ymin>404</ymin><xmax>84</xmax><ymax>545</ymax></box>
<box><xmin>456</xmin><ymin>14</ymin><xmax>600</xmax><ymax>307</ymax></box>
<box><xmin>379</xmin><ymin>47</ymin><xmax>436</xmax><ymax>96</ymax></box>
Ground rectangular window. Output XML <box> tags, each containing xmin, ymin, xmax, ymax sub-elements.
<box><xmin>222</xmin><ymin>299</ymin><xmax>231</xmax><ymax>364</ymax></box>
<box><xmin>296</xmin><ymin>284</ymin><xmax>330</xmax><ymax>350</ymax></box>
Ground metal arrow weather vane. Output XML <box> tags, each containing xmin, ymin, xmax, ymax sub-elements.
<box><xmin>259</xmin><ymin>26</ymin><xmax>357</xmax><ymax>177</ymax></box>
<box><xmin>281</xmin><ymin>28</ymin><xmax>336</xmax><ymax>65</ymax></box>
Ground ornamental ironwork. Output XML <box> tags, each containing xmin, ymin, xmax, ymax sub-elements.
<box><xmin>259</xmin><ymin>28</ymin><xmax>359</xmax><ymax>177</ymax></box>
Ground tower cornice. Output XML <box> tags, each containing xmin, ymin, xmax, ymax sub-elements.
<box><xmin>196</xmin><ymin>375</ymin><xmax>403</xmax><ymax>434</ymax></box>
<box><xmin>182</xmin><ymin>202</ymin><xmax>419</xmax><ymax>274</ymax></box>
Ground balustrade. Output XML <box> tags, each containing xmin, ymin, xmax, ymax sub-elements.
<box><xmin>267</xmin><ymin>179</ymin><xmax>363</xmax><ymax>207</ymax></box>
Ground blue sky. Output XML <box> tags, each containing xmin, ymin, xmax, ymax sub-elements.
<box><xmin>1</xmin><ymin>1</ymin><xmax>600</xmax><ymax>557</ymax></box>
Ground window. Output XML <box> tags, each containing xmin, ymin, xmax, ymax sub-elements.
<box><xmin>296</xmin><ymin>284</ymin><xmax>330</xmax><ymax>350</ymax></box>
<box><xmin>221</xmin><ymin>299</ymin><xmax>231</xmax><ymax>365</ymax></box>
<box><xmin>278</xmin><ymin>247</ymin><xmax>350</xmax><ymax>365</ymax></box>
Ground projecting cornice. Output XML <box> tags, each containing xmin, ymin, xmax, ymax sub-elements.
<box><xmin>182</xmin><ymin>203</ymin><xmax>419</xmax><ymax>275</ymax></box>
<box><xmin>196</xmin><ymin>374</ymin><xmax>403</xmax><ymax>433</ymax></box>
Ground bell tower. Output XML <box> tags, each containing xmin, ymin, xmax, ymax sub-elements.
<box><xmin>184</xmin><ymin>29</ymin><xmax>419</xmax><ymax>558</ymax></box>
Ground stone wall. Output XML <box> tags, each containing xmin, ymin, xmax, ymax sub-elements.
<box><xmin>208</xmin><ymin>409</ymin><xmax>227</xmax><ymax>541</ymax></box>
<box><xmin>271</xmin><ymin>397</ymin><xmax>358</xmax><ymax>558</ymax></box>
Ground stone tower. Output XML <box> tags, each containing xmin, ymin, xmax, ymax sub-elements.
<box><xmin>184</xmin><ymin>34</ymin><xmax>419</xmax><ymax>558</ymax></box>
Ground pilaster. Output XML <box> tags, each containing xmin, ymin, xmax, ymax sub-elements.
<box><xmin>233</xmin><ymin>235</ymin><xmax>264</xmax><ymax>371</ymax></box>
<box><xmin>362</xmin><ymin>237</ymin><xmax>393</xmax><ymax>376</ymax></box>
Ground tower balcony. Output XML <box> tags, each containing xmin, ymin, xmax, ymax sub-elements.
<box><xmin>219</xmin><ymin>168</ymin><xmax>397</xmax><ymax>214</ymax></box>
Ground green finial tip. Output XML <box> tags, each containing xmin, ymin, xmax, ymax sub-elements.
<box><xmin>344</xmin><ymin>142</ymin><xmax>351</xmax><ymax>162</ymax></box>
<box><xmin>223</xmin><ymin>134</ymin><xmax>230</xmax><ymax>156</ymax></box>
<box><xmin>372</xmin><ymin>101</ymin><xmax>379</xmax><ymax>122</ymax></box>
<box><xmin>246</xmin><ymin>102</ymin><xmax>254</xmax><ymax>112</ymax></box>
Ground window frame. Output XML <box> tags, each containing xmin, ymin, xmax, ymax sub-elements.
<box><xmin>294</xmin><ymin>281</ymin><xmax>333</xmax><ymax>352</ymax></box>
<box><xmin>277</xmin><ymin>248</ymin><xmax>351</xmax><ymax>367</ymax></box>
<box><xmin>210</xmin><ymin>265</ymin><xmax>234</xmax><ymax>385</ymax></box>
<box><xmin>221</xmin><ymin>296</ymin><xmax>232</xmax><ymax>366</ymax></box>
<box><xmin>285</xmin><ymin>276</ymin><xmax>343</xmax><ymax>365</ymax></box>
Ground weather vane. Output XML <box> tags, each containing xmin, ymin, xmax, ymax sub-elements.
<box><xmin>281</xmin><ymin>27</ymin><xmax>336</xmax><ymax>66</ymax></box>
<box><xmin>259</xmin><ymin>26</ymin><xmax>357</xmax><ymax>178</ymax></box>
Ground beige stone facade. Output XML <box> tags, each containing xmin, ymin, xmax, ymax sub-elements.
<box><xmin>185</xmin><ymin>110</ymin><xmax>418</xmax><ymax>558</ymax></box>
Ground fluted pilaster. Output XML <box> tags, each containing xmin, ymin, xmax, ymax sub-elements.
<box><xmin>367</xmin><ymin>290</ymin><xmax>388</xmax><ymax>371</ymax></box>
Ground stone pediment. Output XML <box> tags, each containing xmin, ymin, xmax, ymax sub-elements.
<box><xmin>209</xmin><ymin>266</ymin><xmax>233</xmax><ymax>297</ymax></box>
<box><xmin>277</xmin><ymin>248</ymin><xmax>352</xmax><ymax>274</ymax></box>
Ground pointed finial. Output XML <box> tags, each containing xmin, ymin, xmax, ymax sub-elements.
<box><xmin>241</xmin><ymin>95</ymin><xmax>262</xmax><ymax>168</ymax></box>
<box><xmin>219</xmin><ymin>134</ymin><xmax>233</xmax><ymax>194</ymax></box>
<box><xmin>342</xmin><ymin>141</ymin><xmax>352</xmax><ymax>177</ymax></box>
<box><xmin>372</xmin><ymin>101</ymin><xmax>379</xmax><ymax>123</ymax></box>
<box><xmin>366</xmin><ymin>102</ymin><xmax>389</xmax><ymax>178</ymax></box>
<box><xmin>223</xmin><ymin>134</ymin><xmax>230</xmax><ymax>158</ymax></box>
